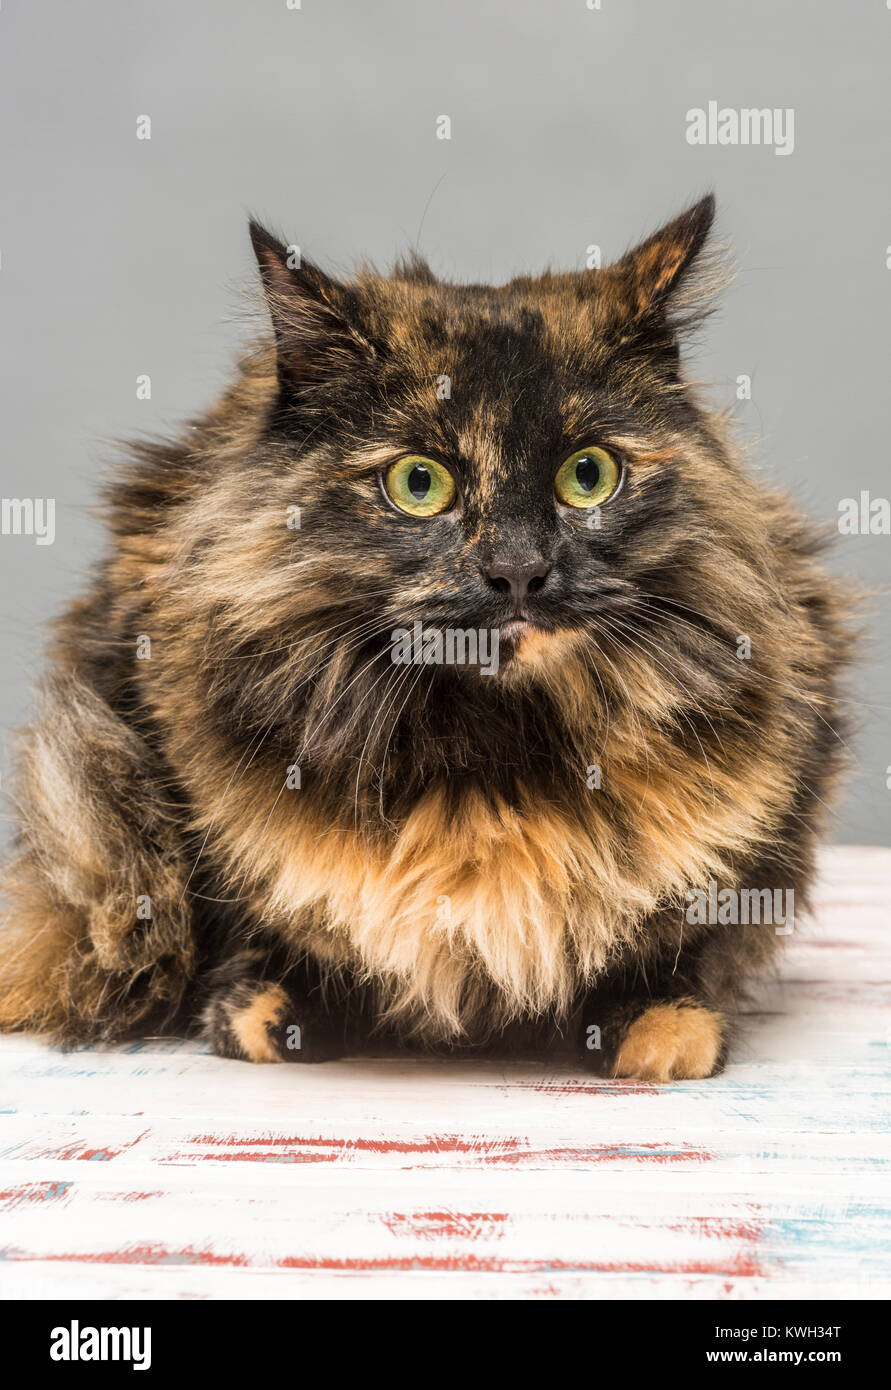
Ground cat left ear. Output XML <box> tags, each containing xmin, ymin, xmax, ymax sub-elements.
<box><xmin>249</xmin><ymin>219</ymin><xmax>374</xmax><ymax>388</ymax></box>
<box><xmin>611</xmin><ymin>195</ymin><xmax>716</xmax><ymax>321</ymax></box>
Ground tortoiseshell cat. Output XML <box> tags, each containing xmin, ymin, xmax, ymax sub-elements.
<box><xmin>0</xmin><ymin>196</ymin><xmax>852</xmax><ymax>1079</ymax></box>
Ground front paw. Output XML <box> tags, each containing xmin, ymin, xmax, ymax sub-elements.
<box><xmin>612</xmin><ymin>1000</ymin><xmax>725</xmax><ymax>1082</ymax></box>
<box><xmin>205</xmin><ymin>982</ymin><xmax>345</xmax><ymax>1064</ymax></box>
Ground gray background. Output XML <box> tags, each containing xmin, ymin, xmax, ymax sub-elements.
<box><xmin>0</xmin><ymin>0</ymin><xmax>888</xmax><ymax>845</ymax></box>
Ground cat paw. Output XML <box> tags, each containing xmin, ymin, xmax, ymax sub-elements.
<box><xmin>205</xmin><ymin>982</ymin><xmax>345</xmax><ymax>1064</ymax></box>
<box><xmin>612</xmin><ymin>1001</ymin><xmax>724</xmax><ymax>1082</ymax></box>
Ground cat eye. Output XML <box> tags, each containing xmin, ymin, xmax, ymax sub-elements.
<box><xmin>383</xmin><ymin>455</ymin><xmax>457</xmax><ymax>517</ymax></box>
<box><xmin>554</xmin><ymin>446</ymin><xmax>621</xmax><ymax>509</ymax></box>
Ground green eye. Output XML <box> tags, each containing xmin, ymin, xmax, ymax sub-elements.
<box><xmin>554</xmin><ymin>446</ymin><xmax>621</xmax><ymax>509</ymax></box>
<box><xmin>384</xmin><ymin>455</ymin><xmax>456</xmax><ymax>517</ymax></box>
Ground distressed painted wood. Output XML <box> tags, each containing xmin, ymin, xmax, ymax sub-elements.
<box><xmin>0</xmin><ymin>845</ymin><xmax>888</xmax><ymax>1300</ymax></box>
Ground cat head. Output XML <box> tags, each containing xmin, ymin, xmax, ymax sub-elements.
<box><xmin>245</xmin><ymin>199</ymin><xmax>724</xmax><ymax>676</ymax></box>
<box><xmin>159</xmin><ymin>196</ymin><xmax>810</xmax><ymax>815</ymax></box>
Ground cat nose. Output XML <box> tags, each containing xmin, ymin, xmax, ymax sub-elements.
<box><xmin>483</xmin><ymin>558</ymin><xmax>551</xmax><ymax>609</ymax></box>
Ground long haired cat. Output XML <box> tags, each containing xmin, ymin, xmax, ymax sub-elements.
<box><xmin>0</xmin><ymin>196</ymin><xmax>852</xmax><ymax>1079</ymax></box>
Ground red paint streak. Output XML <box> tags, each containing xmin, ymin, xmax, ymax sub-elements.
<box><xmin>42</xmin><ymin>1129</ymin><xmax>149</xmax><ymax>1163</ymax></box>
<box><xmin>185</xmin><ymin>1150</ymin><xmax>341</xmax><ymax>1164</ymax></box>
<box><xmin>183</xmin><ymin>1133</ymin><xmax>516</xmax><ymax>1154</ymax></box>
<box><xmin>5</xmin><ymin>1247</ymin><xmax>767</xmax><ymax>1277</ymax></box>
<box><xmin>95</xmin><ymin>1190</ymin><xmax>164</xmax><ymax>1203</ymax></box>
<box><xmin>173</xmin><ymin>1133</ymin><xmax>525</xmax><ymax>1165</ymax></box>
<box><xmin>174</xmin><ymin>1134</ymin><xmax>711</xmax><ymax>1166</ymax></box>
<box><xmin>30</xmin><ymin>1244</ymin><xmax>250</xmax><ymax>1268</ymax></box>
<box><xmin>382</xmin><ymin>1211</ymin><xmax>509</xmax><ymax>1240</ymax></box>
<box><xmin>0</xmin><ymin>1180</ymin><xmax>72</xmax><ymax>1207</ymax></box>
<box><xmin>274</xmin><ymin>1254</ymin><xmax>767</xmax><ymax>1277</ymax></box>
<box><xmin>492</xmin><ymin>1144</ymin><xmax>713</xmax><ymax>1166</ymax></box>
<box><xmin>665</xmin><ymin>1216</ymin><xmax>765</xmax><ymax>1243</ymax></box>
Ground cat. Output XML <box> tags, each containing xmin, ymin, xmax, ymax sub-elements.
<box><xmin>0</xmin><ymin>195</ymin><xmax>853</xmax><ymax>1080</ymax></box>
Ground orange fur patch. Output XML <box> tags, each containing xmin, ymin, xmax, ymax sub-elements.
<box><xmin>613</xmin><ymin>1001</ymin><xmax>724</xmax><ymax>1082</ymax></box>
<box><xmin>229</xmin><ymin>985</ymin><xmax>288</xmax><ymax>1063</ymax></box>
<box><xmin>193</xmin><ymin>725</ymin><xmax>782</xmax><ymax>1042</ymax></box>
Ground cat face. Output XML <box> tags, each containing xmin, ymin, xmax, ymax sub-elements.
<box><xmin>242</xmin><ymin>198</ymin><xmax>752</xmax><ymax>680</ymax></box>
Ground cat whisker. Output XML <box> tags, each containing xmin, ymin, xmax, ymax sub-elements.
<box><xmin>182</xmin><ymin>616</ymin><xmax>399</xmax><ymax>902</ymax></box>
<box><xmin>591</xmin><ymin>612</ymin><xmax>719</xmax><ymax>813</ymax></box>
<box><xmin>352</xmin><ymin>658</ymin><xmax>412</xmax><ymax>829</ymax></box>
<box><xmin>376</xmin><ymin>662</ymin><xmax>430</xmax><ymax>826</ymax></box>
<box><xmin>355</xmin><ymin>657</ymin><xmax>424</xmax><ymax>829</ymax></box>
<box><xmin>597</xmin><ymin>611</ymin><xmax>731</xmax><ymax>764</ymax></box>
<box><xmin>582</xmin><ymin>621</ymin><xmax>653</xmax><ymax>814</ymax></box>
<box><xmin>227</xmin><ymin>590</ymin><xmax>405</xmax><ymax>662</ymax></box>
<box><xmin>630</xmin><ymin>590</ymin><xmax>859</xmax><ymax>749</ymax></box>
<box><xmin>254</xmin><ymin>634</ymin><xmax>402</xmax><ymax>849</ymax></box>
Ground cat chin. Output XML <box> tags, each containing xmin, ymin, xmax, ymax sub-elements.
<box><xmin>499</xmin><ymin>624</ymin><xmax>587</xmax><ymax>679</ymax></box>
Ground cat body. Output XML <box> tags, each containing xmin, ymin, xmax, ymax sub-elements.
<box><xmin>0</xmin><ymin>197</ymin><xmax>852</xmax><ymax>1079</ymax></box>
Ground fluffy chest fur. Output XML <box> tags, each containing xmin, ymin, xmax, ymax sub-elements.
<box><xmin>160</xmin><ymin>660</ymin><xmax>797</xmax><ymax>1039</ymax></box>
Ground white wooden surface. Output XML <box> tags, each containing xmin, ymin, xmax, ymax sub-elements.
<box><xmin>0</xmin><ymin>845</ymin><xmax>888</xmax><ymax>1300</ymax></box>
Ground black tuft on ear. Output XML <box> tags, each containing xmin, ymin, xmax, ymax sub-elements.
<box><xmin>249</xmin><ymin>219</ymin><xmax>374</xmax><ymax>390</ymax></box>
<box><xmin>611</xmin><ymin>195</ymin><xmax>717</xmax><ymax>322</ymax></box>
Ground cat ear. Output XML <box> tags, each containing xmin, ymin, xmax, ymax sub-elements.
<box><xmin>611</xmin><ymin>195</ymin><xmax>716</xmax><ymax>322</ymax></box>
<box><xmin>249</xmin><ymin>219</ymin><xmax>375</xmax><ymax>387</ymax></box>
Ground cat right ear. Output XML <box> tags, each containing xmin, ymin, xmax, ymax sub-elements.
<box><xmin>249</xmin><ymin>220</ymin><xmax>374</xmax><ymax>388</ymax></box>
<box><xmin>608</xmin><ymin>195</ymin><xmax>721</xmax><ymax>330</ymax></box>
